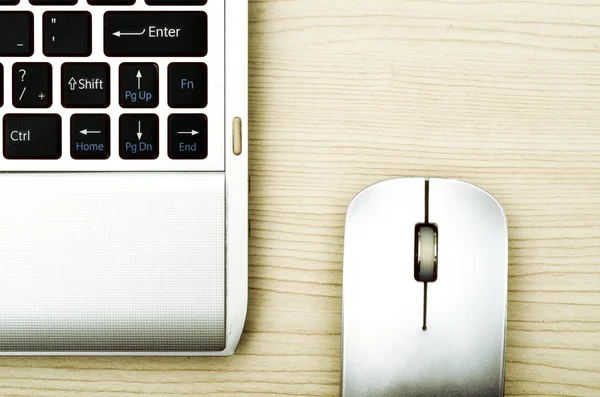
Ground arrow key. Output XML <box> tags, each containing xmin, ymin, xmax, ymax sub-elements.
<box><xmin>71</xmin><ymin>114</ymin><xmax>110</xmax><ymax>160</ymax></box>
<box><xmin>168</xmin><ymin>114</ymin><xmax>208</xmax><ymax>160</ymax></box>
<box><xmin>120</xmin><ymin>114</ymin><xmax>159</xmax><ymax>160</ymax></box>
<box><xmin>119</xmin><ymin>63</ymin><xmax>158</xmax><ymax>108</ymax></box>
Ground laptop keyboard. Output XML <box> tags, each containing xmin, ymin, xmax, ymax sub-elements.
<box><xmin>0</xmin><ymin>0</ymin><xmax>221</xmax><ymax>170</ymax></box>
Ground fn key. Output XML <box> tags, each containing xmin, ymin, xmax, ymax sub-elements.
<box><xmin>3</xmin><ymin>114</ymin><xmax>61</xmax><ymax>159</ymax></box>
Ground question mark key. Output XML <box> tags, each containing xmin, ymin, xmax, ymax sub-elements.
<box><xmin>12</xmin><ymin>63</ymin><xmax>53</xmax><ymax>109</ymax></box>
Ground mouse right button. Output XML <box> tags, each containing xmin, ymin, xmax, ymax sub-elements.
<box><xmin>427</xmin><ymin>178</ymin><xmax>508</xmax><ymax>397</ymax></box>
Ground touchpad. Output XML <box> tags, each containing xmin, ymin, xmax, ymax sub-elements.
<box><xmin>0</xmin><ymin>172</ymin><xmax>225</xmax><ymax>353</ymax></box>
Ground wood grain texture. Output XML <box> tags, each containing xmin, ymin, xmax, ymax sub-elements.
<box><xmin>2</xmin><ymin>0</ymin><xmax>600</xmax><ymax>395</ymax></box>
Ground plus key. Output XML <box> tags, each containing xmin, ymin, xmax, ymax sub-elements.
<box><xmin>12</xmin><ymin>63</ymin><xmax>52</xmax><ymax>109</ymax></box>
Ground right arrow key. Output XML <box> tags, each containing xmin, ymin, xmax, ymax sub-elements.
<box><xmin>168</xmin><ymin>114</ymin><xmax>208</xmax><ymax>160</ymax></box>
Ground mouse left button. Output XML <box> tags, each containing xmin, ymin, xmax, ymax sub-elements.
<box><xmin>341</xmin><ymin>177</ymin><xmax>426</xmax><ymax>397</ymax></box>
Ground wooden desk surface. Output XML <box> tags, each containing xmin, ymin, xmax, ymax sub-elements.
<box><xmin>2</xmin><ymin>0</ymin><xmax>600</xmax><ymax>395</ymax></box>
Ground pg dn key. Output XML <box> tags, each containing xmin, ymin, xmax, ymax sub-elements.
<box><xmin>119</xmin><ymin>114</ymin><xmax>159</xmax><ymax>160</ymax></box>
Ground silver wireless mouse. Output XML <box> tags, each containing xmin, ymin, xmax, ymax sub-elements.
<box><xmin>340</xmin><ymin>177</ymin><xmax>508</xmax><ymax>397</ymax></box>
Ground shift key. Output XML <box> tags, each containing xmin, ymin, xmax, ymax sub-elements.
<box><xmin>104</xmin><ymin>12</ymin><xmax>207</xmax><ymax>57</ymax></box>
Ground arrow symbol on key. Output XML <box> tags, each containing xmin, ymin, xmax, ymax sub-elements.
<box><xmin>113</xmin><ymin>29</ymin><xmax>146</xmax><ymax>38</ymax></box>
<box><xmin>136</xmin><ymin>70</ymin><xmax>142</xmax><ymax>90</ymax></box>
<box><xmin>79</xmin><ymin>129</ymin><xmax>101</xmax><ymax>135</ymax></box>
<box><xmin>68</xmin><ymin>77</ymin><xmax>77</xmax><ymax>91</ymax></box>
<box><xmin>137</xmin><ymin>121</ymin><xmax>143</xmax><ymax>141</ymax></box>
<box><xmin>178</xmin><ymin>130</ymin><xmax>200</xmax><ymax>136</ymax></box>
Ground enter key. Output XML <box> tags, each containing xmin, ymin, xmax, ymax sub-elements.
<box><xmin>104</xmin><ymin>12</ymin><xmax>207</xmax><ymax>57</ymax></box>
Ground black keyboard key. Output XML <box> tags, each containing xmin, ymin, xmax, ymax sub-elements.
<box><xmin>3</xmin><ymin>114</ymin><xmax>61</xmax><ymax>159</ymax></box>
<box><xmin>119</xmin><ymin>114</ymin><xmax>159</xmax><ymax>159</ymax></box>
<box><xmin>0</xmin><ymin>1</ymin><xmax>20</xmax><ymax>4</ymax></box>
<box><xmin>71</xmin><ymin>114</ymin><xmax>110</xmax><ymax>159</ymax></box>
<box><xmin>89</xmin><ymin>0</ymin><xmax>134</xmax><ymax>4</ymax></box>
<box><xmin>146</xmin><ymin>0</ymin><xmax>206</xmax><ymax>4</ymax></box>
<box><xmin>168</xmin><ymin>63</ymin><xmax>207</xmax><ymax>108</ymax></box>
<box><xmin>104</xmin><ymin>12</ymin><xmax>207</xmax><ymax>57</ymax></box>
<box><xmin>0</xmin><ymin>12</ymin><xmax>33</xmax><ymax>56</ymax></box>
<box><xmin>12</xmin><ymin>63</ymin><xmax>52</xmax><ymax>108</ymax></box>
<box><xmin>62</xmin><ymin>63</ymin><xmax>110</xmax><ymax>108</ymax></box>
<box><xmin>0</xmin><ymin>65</ymin><xmax>3</xmax><ymax>108</ymax></box>
<box><xmin>43</xmin><ymin>11</ymin><xmax>91</xmax><ymax>56</ymax></box>
<box><xmin>30</xmin><ymin>0</ymin><xmax>77</xmax><ymax>4</ymax></box>
<box><xmin>119</xmin><ymin>63</ymin><xmax>158</xmax><ymax>108</ymax></box>
<box><xmin>168</xmin><ymin>114</ymin><xmax>207</xmax><ymax>160</ymax></box>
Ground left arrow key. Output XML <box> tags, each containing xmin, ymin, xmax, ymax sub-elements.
<box><xmin>71</xmin><ymin>114</ymin><xmax>110</xmax><ymax>160</ymax></box>
<box><xmin>0</xmin><ymin>12</ymin><xmax>34</xmax><ymax>56</ymax></box>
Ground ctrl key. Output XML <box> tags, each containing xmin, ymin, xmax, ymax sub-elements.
<box><xmin>3</xmin><ymin>114</ymin><xmax>61</xmax><ymax>160</ymax></box>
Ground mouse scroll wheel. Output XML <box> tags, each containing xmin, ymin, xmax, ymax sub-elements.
<box><xmin>415</xmin><ymin>224</ymin><xmax>438</xmax><ymax>282</ymax></box>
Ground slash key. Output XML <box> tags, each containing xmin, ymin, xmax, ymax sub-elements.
<box><xmin>13</xmin><ymin>63</ymin><xmax>52</xmax><ymax>108</ymax></box>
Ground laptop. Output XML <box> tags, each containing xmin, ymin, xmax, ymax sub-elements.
<box><xmin>0</xmin><ymin>0</ymin><xmax>248</xmax><ymax>356</ymax></box>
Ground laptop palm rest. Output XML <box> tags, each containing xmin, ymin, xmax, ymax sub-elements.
<box><xmin>0</xmin><ymin>172</ymin><xmax>225</xmax><ymax>354</ymax></box>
